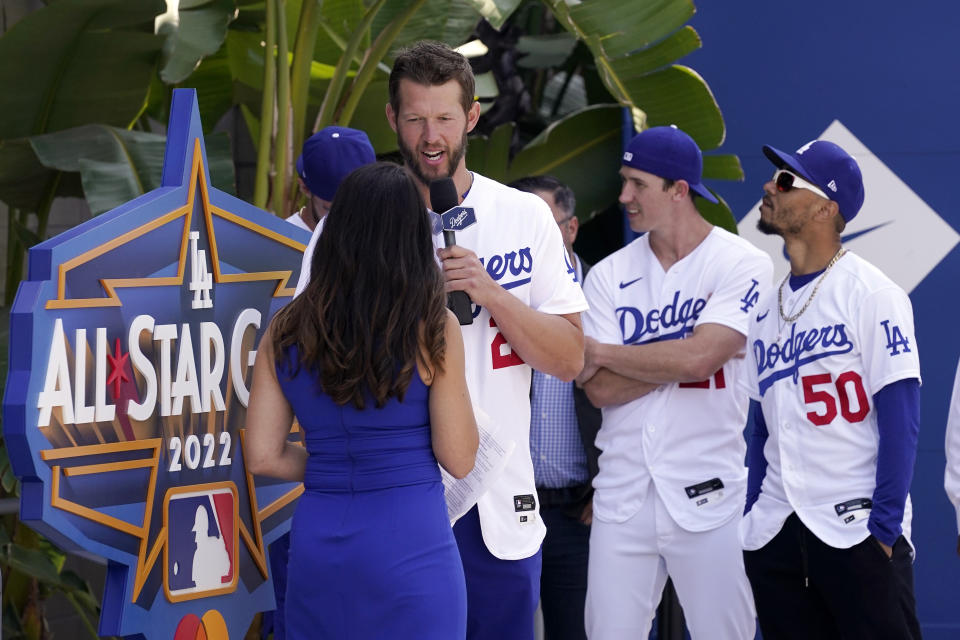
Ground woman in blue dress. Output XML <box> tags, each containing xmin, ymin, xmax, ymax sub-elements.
<box><xmin>245</xmin><ymin>162</ymin><xmax>478</xmax><ymax>639</ymax></box>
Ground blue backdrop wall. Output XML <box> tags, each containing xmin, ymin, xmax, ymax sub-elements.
<box><xmin>683</xmin><ymin>3</ymin><xmax>960</xmax><ymax>636</ymax></box>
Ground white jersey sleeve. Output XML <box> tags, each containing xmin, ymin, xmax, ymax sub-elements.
<box><xmin>856</xmin><ymin>285</ymin><xmax>921</xmax><ymax>391</ymax></box>
<box><xmin>293</xmin><ymin>216</ymin><xmax>326</xmax><ymax>297</ymax></box>
<box><xmin>695</xmin><ymin>252</ymin><xmax>773</xmax><ymax>338</ymax></box>
<box><xmin>739</xmin><ymin>308</ymin><xmax>769</xmax><ymax>404</ymax></box>
<box><xmin>944</xmin><ymin>358</ymin><xmax>960</xmax><ymax>534</ymax></box>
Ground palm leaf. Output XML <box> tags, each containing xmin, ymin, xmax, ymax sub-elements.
<box><xmin>0</xmin><ymin>0</ymin><xmax>164</xmax><ymax>211</ymax></box>
<box><xmin>0</xmin><ymin>0</ymin><xmax>163</xmax><ymax>139</ymax></box>
<box><xmin>30</xmin><ymin>125</ymin><xmax>236</xmax><ymax>215</ymax></box>
<box><xmin>159</xmin><ymin>0</ymin><xmax>237</xmax><ymax>84</ymax></box>
<box><xmin>507</xmin><ymin>105</ymin><xmax>623</xmax><ymax>220</ymax></box>
<box><xmin>547</xmin><ymin>0</ymin><xmax>725</xmax><ymax>150</ymax></box>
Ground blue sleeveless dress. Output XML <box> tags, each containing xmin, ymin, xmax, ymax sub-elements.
<box><xmin>277</xmin><ymin>349</ymin><xmax>467</xmax><ymax>639</ymax></box>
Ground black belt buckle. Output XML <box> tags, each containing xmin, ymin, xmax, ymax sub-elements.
<box><xmin>684</xmin><ymin>478</ymin><xmax>724</xmax><ymax>499</ymax></box>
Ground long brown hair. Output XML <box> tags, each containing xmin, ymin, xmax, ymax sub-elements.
<box><xmin>271</xmin><ymin>162</ymin><xmax>447</xmax><ymax>408</ymax></box>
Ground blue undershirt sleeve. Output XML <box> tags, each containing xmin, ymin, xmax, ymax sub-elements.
<box><xmin>744</xmin><ymin>400</ymin><xmax>768</xmax><ymax>515</ymax></box>
<box><xmin>868</xmin><ymin>377</ymin><xmax>921</xmax><ymax>547</ymax></box>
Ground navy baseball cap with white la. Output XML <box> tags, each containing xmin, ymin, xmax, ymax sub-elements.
<box><xmin>762</xmin><ymin>140</ymin><xmax>865</xmax><ymax>222</ymax></box>
<box><xmin>299</xmin><ymin>126</ymin><xmax>376</xmax><ymax>201</ymax></box>
<box><xmin>621</xmin><ymin>125</ymin><xmax>718</xmax><ymax>204</ymax></box>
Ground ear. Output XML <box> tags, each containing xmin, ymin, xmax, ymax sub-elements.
<box><xmin>385</xmin><ymin>102</ymin><xmax>398</xmax><ymax>133</ymax></box>
<box><xmin>672</xmin><ymin>179</ymin><xmax>691</xmax><ymax>201</ymax></box>
<box><xmin>567</xmin><ymin>214</ymin><xmax>580</xmax><ymax>241</ymax></box>
<box><xmin>466</xmin><ymin>101</ymin><xmax>481</xmax><ymax>133</ymax></box>
<box><xmin>814</xmin><ymin>198</ymin><xmax>840</xmax><ymax>222</ymax></box>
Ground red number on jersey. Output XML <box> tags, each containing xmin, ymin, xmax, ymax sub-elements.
<box><xmin>489</xmin><ymin>318</ymin><xmax>524</xmax><ymax>369</ymax></box>
<box><xmin>678</xmin><ymin>367</ymin><xmax>726</xmax><ymax>389</ymax></box>
<box><xmin>801</xmin><ymin>371</ymin><xmax>870</xmax><ymax>426</ymax></box>
<box><xmin>835</xmin><ymin>371</ymin><xmax>870</xmax><ymax>422</ymax></box>
<box><xmin>802</xmin><ymin>373</ymin><xmax>837</xmax><ymax>426</ymax></box>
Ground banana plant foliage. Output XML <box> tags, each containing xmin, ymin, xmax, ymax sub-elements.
<box><xmin>0</xmin><ymin>0</ymin><xmax>164</xmax><ymax>212</ymax></box>
<box><xmin>29</xmin><ymin>125</ymin><xmax>236</xmax><ymax>216</ymax></box>
<box><xmin>0</xmin><ymin>0</ymin><xmax>740</xmax><ymax>298</ymax></box>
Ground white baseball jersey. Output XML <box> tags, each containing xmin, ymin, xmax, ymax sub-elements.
<box><xmin>943</xmin><ymin>357</ymin><xmax>960</xmax><ymax>533</ymax></box>
<box><xmin>285</xmin><ymin>210</ymin><xmax>313</xmax><ymax>233</ymax></box>
<box><xmin>448</xmin><ymin>173</ymin><xmax>588</xmax><ymax>559</ymax></box>
<box><xmin>294</xmin><ymin>172</ymin><xmax>588</xmax><ymax>559</ymax></box>
<box><xmin>740</xmin><ymin>251</ymin><xmax>920</xmax><ymax>550</ymax></box>
<box><xmin>582</xmin><ymin>228</ymin><xmax>773</xmax><ymax>532</ymax></box>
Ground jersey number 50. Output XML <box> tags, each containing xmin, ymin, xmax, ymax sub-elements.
<box><xmin>802</xmin><ymin>371</ymin><xmax>869</xmax><ymax>426</ymax></box>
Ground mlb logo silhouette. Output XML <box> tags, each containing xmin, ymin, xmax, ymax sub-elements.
<box><xmin>163</xmin><ymin>483</ymin><xmax>239</xmax><ymax>602</ymax></box>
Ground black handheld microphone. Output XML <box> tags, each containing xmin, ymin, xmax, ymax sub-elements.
<box><xmin>430</xmin><ymin>178</ymin><xmax>474</xmax><ymax>325</ymax></box>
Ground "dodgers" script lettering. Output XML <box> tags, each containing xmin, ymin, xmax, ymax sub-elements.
<box><xmin>755</xmin><ymin>322</ymin><xmax>855</xmax><ymax>394</ymax></box>
<box><xmin>481</xmin><ymin>247</ymin><xmax>533</xmax><ymax>286</ymax></box>
<box><xmin>616</xmin><ymin>291</ymin><xmax>707</xmax><ymax>344</ymax></box>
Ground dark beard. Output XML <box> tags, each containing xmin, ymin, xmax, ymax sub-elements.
<box><xmin>758</xmin><ymin>214</ymin><xmax>804</xmax><ymax>237</ymax></box>
<box><xmin>397</xmin><ymin>128</ymin><xmax>469</xmax><ymax>188</ymax></box>
<box><xmin>757</xmin><ymin>217</ymin><xmax>780</xmax><ymax>235</ymax></box>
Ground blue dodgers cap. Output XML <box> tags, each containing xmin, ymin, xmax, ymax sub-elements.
<box><xmin>763</xmin><ymin>140</ymin><xmax>865</xmax><ymax>222</ymax></box>
<box><xmin>300</xmin><ymin>126</ymin><xmax>376</xmax><ymax>201</ymax></box>
<box><xmin>621</xmin><ymin>125</ymin><xmax>718</xmax><ymax>204</ymax></box>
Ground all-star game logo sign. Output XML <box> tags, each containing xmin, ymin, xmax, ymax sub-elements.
<box><xmin>2</xmin><ymin>90</ymin><xmax>310</xmax><ymax>639</ymax></box>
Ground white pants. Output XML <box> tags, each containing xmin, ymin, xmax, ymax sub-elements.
<box><xmin>585</xmin><ymin>484</ymin><xmax>755</xmax><ymax>639</ymax></box>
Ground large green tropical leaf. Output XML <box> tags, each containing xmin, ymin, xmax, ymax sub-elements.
<box><xmin>373</xmin><ymin>0</ymin><xmax>481</xmax><ymax>56</ymax></box>
<box><xmin>606</xmin><ymin>26</ymin><xmax>700</xmax><ymax>76</ymax></box>
<box><xmin>547</xmin><ymin>0</ymin><xmax>725</xmax><ymax>150</ymax></box>
<box><xmin>3</xmin><ymin>545</ymin><xmax>63</xmax><ymax>588</ymax></box>
<box><xmin>226</xmin><ymin>29</ymin><xmax>275</xmax><ymax>90</ymax></box>
<box><xmin>0</xmin><ymin>140</ymin><xmax>82</xmax><ymax>211</ymax></box>
<box><xmin>222</xmin><ymin>29</ymin><xmax>337</xmax><ymax>111</ymax></box>
<box><xmin>159</xmin><ymin>0</ymin><xmax>237</xmax><ymax>84</ymax></box>
<box><xmin>0</xmin><ymin>0</ymin><xmax>164</xmax><ymax>139</ymax></box>
<box><xmin>516</xmin><ymin>33</ymin><xmax>578</xmax><ymax>69</ymax></box>
<box><xmin>694</xmin><ymin>193</ymin><xmax>738</xmax><ymax>234</ymax></box>
<box><xmin>309</xmin><ymin>0</ymin><xmax>369</xmax><ymax>65</ymax></box>
<box><xmin>346</xmin><ymin>78</ymin><xmax>402</xmax><ymax>153</ymax></box>
<box><xmin>186</xmin><ymin>48</ymin><xmax>237</xmax><ymax>133</ymax></box>
<box><xmin>506</xmin><ymin>105</ymin><xmax>623</xmax><ymax>219</ymax></box>
<box><xmin>703</xmin><ymin>154</ymin><xmax>744</xmax><ymax>182</ymax></box>
<box><xmin>0</xmin><ymin>0</ymin><xmax>164</xmax><ymax>212</ymax></box>
<box><xmin>567</xmin><ymin>0</ymin><xmax>693</xmax><ymax>59</ymax></box>
<box><xmin>30</xmin><ymin>126</ymin><xmax>237</xmax><ymax>216</ymax></box>
<box><xmin>466</xmin><ymin>122</ymin><xmax>514</xmax><ymax>183</ymax></box>
<box><xmin>610</xmin><ymin>65</ymin><xmax>723</xmax><ymax>148</ymax></box>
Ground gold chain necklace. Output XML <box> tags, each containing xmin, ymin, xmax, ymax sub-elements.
<box><xmin>777</xmin><ymin>248</ymin><xmax>847</xmax><ymax>324</ymax></box>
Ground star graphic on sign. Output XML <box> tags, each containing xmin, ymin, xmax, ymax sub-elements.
<box><xmin>106</xmin><ymin>337</ymin><xmax>130</xmax><ymax>399</ymax></box>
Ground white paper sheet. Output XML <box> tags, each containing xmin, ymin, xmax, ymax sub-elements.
<box><xmin>441</xmin><ymin>405</ymin><xmax>515</xmax><ymax>524</ymax></box>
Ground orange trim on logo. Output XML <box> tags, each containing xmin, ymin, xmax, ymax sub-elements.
<box><xmin>41</xmin><ymin>432</ymin><xmax>304</xmax><ymax>601</ymax></box>
<box><xmin>41</xmin><ymin>439</ymin><xmax>164</xmax><ymax>602</ymax></box>
<box><xmin>45</xmin><ymin>139</ymin><xmax>305</xmax><ymax>310</ymax></box>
